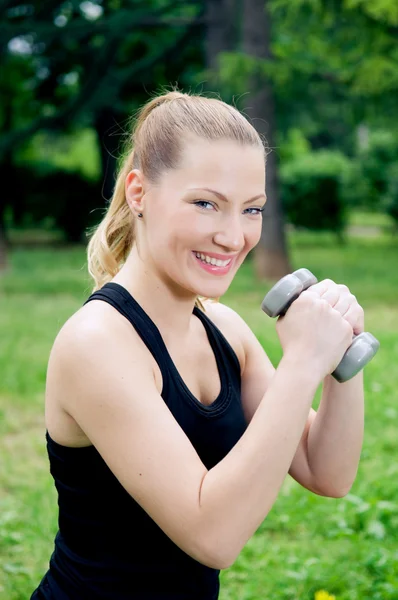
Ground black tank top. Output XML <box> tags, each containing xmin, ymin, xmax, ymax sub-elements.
<box><xmin>31</xmin><ymin>283</ymin><xmax>248</xmax><ymax>600</ymax></box>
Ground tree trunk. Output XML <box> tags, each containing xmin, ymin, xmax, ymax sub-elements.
<box><xmin>242</xmin><ymin>0</ymin><xmax>291</xmax><ymax>281</ymax></box>
<box><xmin>205</xmin><ymin>0</ymin><xmax>238</xmax><ymax>80</ymax></box>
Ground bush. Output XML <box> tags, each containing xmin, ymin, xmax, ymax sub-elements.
<box><xmin>354</xmin><ymin>130</ymin><xmax>398</xmax><ymax>220</ymax></box>
<box><xmin>13</xmin><ymin>163</ymin><xmax>102</xmax><ymax>242</ymax></box>
<box><xmin>280</xmin><ymin>150</ymin><xmax>351</xmax><ymax>236</ymax></box>
<box><xmin>383</xmin><ymin>161</ymin><xmax>398</xmax><ymax>228</ymax></box>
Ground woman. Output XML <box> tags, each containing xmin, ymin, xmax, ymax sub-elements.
<box><xmin>31</xmin><ymin>90</ymin><xmax>365</xmax><ymax>599</ymax></box>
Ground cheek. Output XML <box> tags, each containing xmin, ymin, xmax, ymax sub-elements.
<box><xmin>173</xmin><ymin>213</ymin><xmax>213</xmax><ymax>245</ymax></box>
<box><xmin>149</xmin><ymin>213</ymin><xmax>197</xmax><ymax>256</ymax></box>
<box><xmin>183</xmin><ymin>214</ymin><xmax>213</xmax><ymax>237</ymax></box>
<box><xmin>247</xmin><ymin>222</ymin><xmax>262</xmax><ymax>248</ymax></box>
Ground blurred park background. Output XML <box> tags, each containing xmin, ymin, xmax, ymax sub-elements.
<box><xmin>1</xmin><ymin>0</ymin><xmax>398</xmax><ymax>599</ymax></box>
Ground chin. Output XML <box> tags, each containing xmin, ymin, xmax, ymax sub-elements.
<box><xmin>195</xmin><ymin>283</ymin><xmax>231</xmax><ymax>300</ymax></box>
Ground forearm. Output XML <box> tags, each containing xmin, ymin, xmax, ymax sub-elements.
<box><xmin>307</xmin><ymin>370</ymin><xmax>364</xmax><ymax>496</ymax></box>
<box><xmin>199</xmin><ymin>354</ymin><xmax>320</xmax><ymax>569</ymax></box>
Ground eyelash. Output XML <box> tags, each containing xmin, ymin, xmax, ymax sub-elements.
<box><xmin>194</xmin><ymin>200</ymin><xmax>265</xmax><ymax>215</ymax></box>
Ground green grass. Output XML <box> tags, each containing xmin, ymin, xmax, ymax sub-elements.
<box><xmin>347</xmin><ymin>209</ymin><xmax>396</xmax><ymax>231</ymax></box>
<box><xmin>1</xmin><ymin>227</ymin><xmax>397</xmax><ymax>599</ymax></box>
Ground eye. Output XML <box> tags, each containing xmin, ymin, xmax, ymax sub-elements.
<box><xmin>193</xmin><ymin>201</ymin><xmax>265</xmax><ymax>215</ymax></box>
<box><xmin>246</xmin><ymin>207</ymin><xmax>265</xmax><ymax>216</ymax></box>
<box><xmin>193</xmin><ymin>200</ymin><xmax>215</xmax><ymax>210</ymax></box>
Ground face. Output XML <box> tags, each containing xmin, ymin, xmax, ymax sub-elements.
<box><xmin>126</xmin><ymin>137</ymin><xmax>266</xmax><ymax>300</ymax></box>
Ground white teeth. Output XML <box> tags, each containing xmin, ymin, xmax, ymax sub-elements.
<box><xmin>194</xmin><ymin>252</ymin><xmax>231</xmax><ymax>267</ymax></box>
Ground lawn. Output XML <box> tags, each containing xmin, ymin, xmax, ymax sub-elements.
<box><xmin>1</xmin><ymin>226</ymin><xmax>397</xmax><ymax>600</ymax></box>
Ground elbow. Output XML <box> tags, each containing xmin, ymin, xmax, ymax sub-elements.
<box><xmin>327</xmin><ymin>486</ymin><xmax>352</xmax><ymax>499</ymax></box>
<box><xmin>214</xmin><ymin>549</ymin><xmax>237</xmax><ymax>570</ymax></box>
<box><xmin>210</xmin><ymin>552</ymin><xmax>236</xmax><ymax>571</ymax></box>
<box><xmin>308</xmin><ymin>480</ymin><xmax>352</xmax><ymax>499</ymax></box>
<box><xmin>320</xmin><ymin>482</ymin><xmax>353</xmax><ymax>498</ymax></box>
<box><xmin>199</xmin><ymin>536</ymin><xmax>238</xmax><ymax>570</ymax></box>
<box><xmin>309</xmin><ymin>473</ymin><xmax>354</xmax><ymax>498</ymax></box>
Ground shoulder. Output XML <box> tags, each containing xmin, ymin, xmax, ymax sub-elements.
<box><xmin>53</xmin><ymin>300</ymin><xmax>133</xmax><ymax>354</ymax></box>
<box><xmin>48</xmin><ymin>300</ymin><xmax>155</xmax><ymax>403</ymax></box>
<box><xmin>47</xmin><ymin>299</ymin><xmax>177</xmax><ymax>445</ymax></box>
<box><xmin>53</xmin><ymin>298</ymin><xmax>158</xmax><ymax>377</ymax></box>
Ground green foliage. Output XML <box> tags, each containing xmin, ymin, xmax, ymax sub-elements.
<box><xmin>13</xmin><ymin>164</ymin><xmax>102</xmax><ymax>242</ymax></box>
<box><xmin>353</xmin><ymin>129</ymin><xmax>398</xmax><ymax>223</ymax></box>
<box><xmin>2</xmin><ymin>0</ymin><xmax>398</xmax><ymax>245</ymax></box>
<box><xmin>16</xmin><ymin>129</ymin><xmax>101</xmax><ymax>182</ymax></box>
<box><xmin>247</xmin><ymin>0</ymin><xmax>398</xmax><ymax>143</ymax></box>
<box><xmin>276</xmin><ymin>128</ymin><xmax>311</xmax><ymax>162</ymax></box>
<box><xmin>344</xmin><ymin>0</ymin><xmax>398</xmax><ymax>25</ymax></box>
<box><xmin>0</xmin><ymin>0</ymin><xmax>204</xmax><ymax>156</ymax></box>
<box><xmin>276</xmin><ymin>127</ymin><xmax>398</xmax><ymax>229</ymax></box>
<box><xmin>384</xmin><ymin>162</ymin><xmax>398</xmax><ymax>225</ymax></box>
<box><xmin>280</xmin><ymin>150</ymin><xmax>351</xmax><ymax>234</ymax></box>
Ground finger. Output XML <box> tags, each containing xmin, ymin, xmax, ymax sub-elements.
<box><xmin>306</xmin><ymin>280</ymin><xmax>330</xmax><ymax>296</ymax></box>
<box><xmin>309</xmin><ymin>279</ymin><xmax>340</xmax><ymax>307</ymax></box>
<box><xmin>343</xmin><ymin>304</ymin><xmax>365</xmax><ymax>335</ymax></box>
<box><xmin>332</xmin><ymin>295</ymin><xmax>352</xmax><ymax>316</ymax></box>
<box><xmin>299</xmin><ymin>288</ymin><xmax>324</xmax><ymax>301</ymax></box>
<box><xmin>320</xmin><ymin>287</ymin><xmax>340</xmax><ymax>308</ymax></box>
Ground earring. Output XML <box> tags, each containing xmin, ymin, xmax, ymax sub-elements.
<box><xmin>137</xmin><ymin>213</ymin><xmax>143</xmax><ymax>218</ymax></box>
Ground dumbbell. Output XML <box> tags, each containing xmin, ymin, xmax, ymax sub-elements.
<box><xmin>261</xmin><ymin>268</ymin><xmax>380</xmax><ymax>383</ymax></box>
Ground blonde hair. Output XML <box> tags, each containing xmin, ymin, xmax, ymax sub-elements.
<box><xmin>86</xmin><ymin>89</ymin><xmax>265</xmax><ymax>311</ymax></box>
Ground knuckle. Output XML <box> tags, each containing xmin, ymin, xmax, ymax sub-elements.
<box><xmin>318</xmin><ymin>298</ymin><xmax>330</xmax><ymax>309</ymax></box>
<box><xmin>298</xmin><ymin>290</ymin><xmax>314</xmax><ymax>303</ymax></box>
<box><xmin>338</xmin><ymin>284</ymin><xmax>350</xmax><ymax>293</ymax></box>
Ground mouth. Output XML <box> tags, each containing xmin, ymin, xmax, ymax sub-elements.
<box><xmin>192</xmin><ymin>251</ymin><xmax>235</xmax><ymax>275</ymax></box>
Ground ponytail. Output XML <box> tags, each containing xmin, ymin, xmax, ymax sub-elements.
<box><xmin>86</xmin><ymin>151</ymin><xmax>136</xmax><ymax>292</ymax></box>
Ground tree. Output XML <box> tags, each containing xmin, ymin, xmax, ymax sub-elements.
<box><xmin>203</xmin><ymin>0</ymin><xmax>292</xmax><ymax>280</ymax></box>
<box><xmin>241</xmin><ymin>0</ymin><xmax>292</xmax><ymax>279</ymax></box>
<box><xmin>0</xmin><ymin>0</ymin><xmax>205</xmax><ymax>249</ymax></box>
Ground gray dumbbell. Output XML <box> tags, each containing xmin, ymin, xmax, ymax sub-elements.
<box><xmin>261</xmin><ymin>268</ymin><xmax>380</xmax><ymax>383</ymax></box>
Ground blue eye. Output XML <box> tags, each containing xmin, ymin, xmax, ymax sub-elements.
<box><xmin>194</xmin><ymin>200</ymin><xmax>214</xmax><ymax>210</ymax></box>
<box><xmin>194</xmin><ymin>201</ymin><xmax>265</xmax><ymax>215</ymax></box>
<box><xmin>246</xmin><ymin>207</ymin><xmax>265</xmax><ymax>216</ymax></box>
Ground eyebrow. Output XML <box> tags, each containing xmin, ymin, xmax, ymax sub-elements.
<box><xmin>189</xmin><ymin>187</ymin><xmax>266</xmax><ymax>204</ymax></box>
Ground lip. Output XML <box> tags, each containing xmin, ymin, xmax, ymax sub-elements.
<box><xmin>193</xmin><ymin>251</ymin><xmax>238</xmax><ymax>260</ymax></box>
<box><xmin>192</xmin><ymin>251</ymin><xmax>236</xmax><ymax>275</ymax></box>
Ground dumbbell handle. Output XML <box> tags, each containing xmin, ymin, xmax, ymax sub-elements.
<box><xmin>261</xmin><ymin>268</ymin><xmax>380</xmax><ymax>383</ymax></box>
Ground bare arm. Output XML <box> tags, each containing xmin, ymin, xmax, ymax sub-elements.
<box><xmin>306</xmin><ymin>370</ymin><xmax>364</xmax><ymax>495</ymax></box>
<box><xmin>198</xmin><ymin>353</ymin><xmax>319</xmax><ymax>567</ymax></box>
<box><xmin>54</xmin><ymin>313</ymin><xmax>320</xmax><ymax>571</ymax></box>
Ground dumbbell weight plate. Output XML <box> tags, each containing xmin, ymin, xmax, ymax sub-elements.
<box><xmin>332</xmin><ymin>332</ymin><xmax>381</xmax><ymax>383</ymax></box>
<box><xmin>261</xmin><ymin>268</ymin><xmax>318</xmax><ymax>318</ymax></box>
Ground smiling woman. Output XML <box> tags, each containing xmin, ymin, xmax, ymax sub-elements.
<box><xmin>30</xmin><ymin>88</ymin><xmax>271</xmax><ymax>600</ymax></box>
<box><xmin>30</xmin><ymin>88</ymin><xmax>362</xmax><ymax>600</ymax></box>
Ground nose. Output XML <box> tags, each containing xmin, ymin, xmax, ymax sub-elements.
<box><xmin>213</xmin><ymin>214</ymin><xmax>245</xmax><ymax>253</ymax></box>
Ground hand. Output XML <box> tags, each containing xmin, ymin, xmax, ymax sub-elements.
<box><xmin>308</xmin><ymin>279</ymin><xmax>365</xmax><ymax>336</ymax></box>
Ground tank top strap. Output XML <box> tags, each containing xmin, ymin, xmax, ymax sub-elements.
<box><xmin>83</xmin><ymin>282</ymin><xmax>241</xmax><ymax>398</ymax></box>
<box><xmin>192</xmin><ymin>307</ymin><xmax>241</xmax><ymax>385</ymax></box>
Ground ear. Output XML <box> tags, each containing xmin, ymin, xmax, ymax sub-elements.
<box><xmin>125</xmin><ymin>169</ymin><xmax>145</xmax><ymax>216</ymax></box>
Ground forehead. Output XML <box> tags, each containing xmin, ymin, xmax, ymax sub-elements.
<box><xmin>169</xmin><ymin>137</ymin><xmax>265</xmax><ymax>189</ymax></box>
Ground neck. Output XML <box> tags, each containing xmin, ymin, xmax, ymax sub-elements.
<box><xmin>111</xmin><ymin>246</ymin><xmax>200</xmax><ymax>344</ymax></box>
